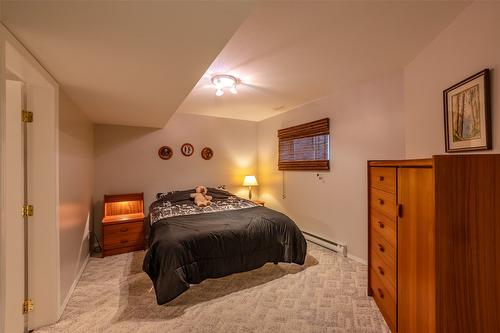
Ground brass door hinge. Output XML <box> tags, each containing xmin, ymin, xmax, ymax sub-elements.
<box><xmin>22</xmin><ymin>205</ymin><xmax>34</xmax><ymax>217</ymax></box>
<box><xmin>22</xmin><ymin>110</ymin><xmax>33</xmax><ymax>123</ymax></box>
<box><xmin>23</xmin><ymin>299</ymin><xmax>34</xmax><ymax>314</ymax></box>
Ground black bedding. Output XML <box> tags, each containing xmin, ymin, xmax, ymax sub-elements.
<box><xmin>142</xmin><ymin>190</ymin><xmax>307</xmax><ymax>304</ymax></box>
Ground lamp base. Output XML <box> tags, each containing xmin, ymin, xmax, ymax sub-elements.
<box><xmin>248</xmin><ymin>186</ymin><xmax>252</xmax><ymax>200</ymax></box>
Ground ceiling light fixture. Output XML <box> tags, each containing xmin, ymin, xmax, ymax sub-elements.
<box><xmin>211</xmin><ymin>74</ymin><xmax>239</xmax><ymax>96</ymax></box>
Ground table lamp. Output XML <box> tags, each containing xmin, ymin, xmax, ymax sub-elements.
<box><xmin>242</xmin><ymin>175</ymin><xmax>258</xmax><ymax>200</ymax></box>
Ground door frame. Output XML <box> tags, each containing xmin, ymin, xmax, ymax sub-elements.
<box><xmin>0</xmin><ymin>23</ymin><xmax>60</xmax><ymax>331</ymax></box>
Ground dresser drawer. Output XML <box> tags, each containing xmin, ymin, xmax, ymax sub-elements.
<box><xmin>370</xmin><ymin>187</ymin><xmax>397</xmax><ymax>220</ymax></box>
<box><xmin>371</xmin><ymin>251</ymin><xmax>396</xmax><ymax>299</ymax></box>
<box><xmin>370</xmin><ymin>210</ymin><xmax>396</xmax><ymax>249</ymax></box>
<box><xmin>371</xmin><ymin>268</ymin><xmax>397</xmax><ymax>332</ymax></box>
<box><xmin>370</xmin><ymin>167</ymin><xmax>396</xmax><ymax>194</ymax></box>
<box><xmin>371</xmin><ymin>228</ymin><xmax>396</xmax><ymax>267</ymax></box>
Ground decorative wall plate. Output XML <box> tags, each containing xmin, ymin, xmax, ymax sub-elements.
<box><xmin>181</xmin><ymin>143</ymin><xmax>194</xmax><ymax>156</ymax></box>
<box><xmin>158</xmin><ymin>146</ymin><xmax>173</xmax><ymax>160</ymax></box>
<box><xmin>201</xmin><ymin>147</ymin><xmax>214</xmax><ymax>160</ymax></box>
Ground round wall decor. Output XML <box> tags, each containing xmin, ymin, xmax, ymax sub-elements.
<box><xmin>158</xmin><ymin>146</ymin><xmax>173</xmax><ymax>160</ymax></box>
<box><xmin>201</xmin><ymin>147</ymin><xmax>214</xmax><ymax>160</ymax></box>
<box><xmin>181</xmin><ymin>143</ymin><xmax>194</xmax><ymax>157</ymax></box>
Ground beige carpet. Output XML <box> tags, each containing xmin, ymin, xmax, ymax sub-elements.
<box><xmin>36</xmin><ymin>242</ymin><xmax>389</xmax><ymax>333</ymax></box>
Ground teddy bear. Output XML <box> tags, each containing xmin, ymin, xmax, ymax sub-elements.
<box><xmin>190</xmin><ymin>185</ymin><xmax>213</xmax><ymax>207</ymax></box>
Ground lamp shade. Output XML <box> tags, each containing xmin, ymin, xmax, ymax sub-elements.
<box><xmin>242</xmin><ymin>175</ymin><xmax>258</xmax><ymax>186</ymax></box>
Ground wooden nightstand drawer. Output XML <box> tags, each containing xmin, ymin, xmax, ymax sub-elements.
<box><xmin>103</xmin><ymin>227</ymin><xmax>144</xmax><ymax>250</ymax></box>
<box><xmin>370</xmin><ymin>167</ymin><xmax>396</xmax><ymax>194</ymax></box>
<box><xmin>370</xmin><ymin>187</ymin><xmax>397</xmax><ymax>220</ymax></box>
<box><xmin>103</xmin><ymin>220</ymin><xmax>144</xmax><ymax>237</ymax></box>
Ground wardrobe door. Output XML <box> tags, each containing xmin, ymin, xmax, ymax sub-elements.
<box><xmin>434</xmin><ymin>155</ymin><xmax>500</xmax><ymax>332</ymax></box>
<box><xmin>397</xmin><ymin>167</ymin><xmax>435</xmax><ymax>333</ymax></box>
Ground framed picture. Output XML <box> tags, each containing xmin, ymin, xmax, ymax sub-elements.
<box><xmin>443</xmin><ymin>69</ymin><xmax>491</xmax><ymax>152</ymax></box>
<box><xmin>181</xmin><ymin>143</ymin><xmax>194</xmax><ymax>157</ymax></box>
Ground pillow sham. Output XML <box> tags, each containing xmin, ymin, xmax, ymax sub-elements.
<box><xmin>207</xmin><ymin>187</ymin><xmax>232</xmax><ymax>199</ymax></box>
<box><xmin>156</xmin><ymin>188</ymin><xmax>232</xmax><ymax>202</ymax></box>
<box><xmin>156</xmin><ymin>189</ymin><xmax>193</xmax><ymax>202</ymax></box>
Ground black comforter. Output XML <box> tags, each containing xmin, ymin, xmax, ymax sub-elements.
<box><xmin>143</xmin><ymin>193</ymin><xmax>307</xmax><ymax>305</ymax></box>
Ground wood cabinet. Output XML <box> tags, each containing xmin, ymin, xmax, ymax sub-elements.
<box><xmin>368</xmin><ymin>155</ymin><xmax>500</xmax><ymax>333</ymax></box>
<box><xmin>102</xmin><ymin>193</ymin><xmax>145</xmax><ymax>257</ymax></box>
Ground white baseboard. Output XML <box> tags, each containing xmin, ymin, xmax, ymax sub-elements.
<box><xmin>58</xmin><ymin>255</ymin><xmax>89</xmax><ymax>318</ymax></box>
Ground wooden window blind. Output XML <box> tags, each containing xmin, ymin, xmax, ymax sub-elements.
<box><xmin>278</xmin><ymin>118</ymin><xmax>330</xmax><ymax>171</ymax></box>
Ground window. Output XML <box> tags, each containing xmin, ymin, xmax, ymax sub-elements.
<box><xmin>278</xmin><ymin>118</ymin><xmax>330</xmax><ymax>171</ymax></box>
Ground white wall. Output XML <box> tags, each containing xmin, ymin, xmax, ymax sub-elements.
<box><xmin>404</xmin><ymin>2</ymin><xmax>500</xmax><ymax>158</ymax></box>
<box><xmin>93</xmin><ymin>113</ymin><xmax>258</xmax><ymax>239</ymax></box>
<box><xmin>58</xmin><ymin>91</ymin><xmax>93</xmax><ymax>312</ymax></box>
<box><xmin>257</xmin><ymin>71</ymin><xmax>405</xmax><ymax>262</ymax></box>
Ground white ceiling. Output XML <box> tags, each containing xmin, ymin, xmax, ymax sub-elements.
<box><xmin>1</xmin><ymin>1</ymin><xmax>254</xmax><ymax>127</ymax></box>
<box><xmin>2</xmin><ymin>1</ymin><xmax>469</xmax><ymax>125</ymax></box>
<box><xmin>177</xmin><ymin>1</ymin><xmax>469</xmax><ymax>121</ymax></box>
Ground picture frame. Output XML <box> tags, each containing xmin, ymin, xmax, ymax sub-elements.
<box><xmin>443</xmin><ymin>69</ymin><xmax>491</xmax><ymax>153</ymax></box>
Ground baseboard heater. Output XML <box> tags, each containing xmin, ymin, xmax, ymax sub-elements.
<box><xmin>302</xmin><ymin>230</ymin><xmax>347</xmax><ymax>257</ymax></box>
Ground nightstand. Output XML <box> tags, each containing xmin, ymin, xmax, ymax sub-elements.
<box><xmin>102</xmin><ymin>193</ymin><xmax>145</xmax><ymax>257</ymax></box>
<box><xmin>252</xmin><ymin>200</ymin><xmax>265</xmax><ymax>206</ymax></box>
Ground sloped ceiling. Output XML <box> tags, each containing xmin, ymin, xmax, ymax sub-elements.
<box><xmin>177</xmin><ymin>1</ymin><xmax>469</xmax><ymax>121</ymax></box>
<box><xmin>2</xmin><ymin>1</ymin><xmax>469</xmax><ymax>125</ymax></box>
<box><xmin>1</xmin><ymin>1</ymin><xmax>254</xmax><ymax>127</ymax></box>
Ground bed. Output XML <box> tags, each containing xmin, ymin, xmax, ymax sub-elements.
<box><xmin>142</xmin><ymin>188</ymin><xmax>307</xmax><ymax>305</ymax></box>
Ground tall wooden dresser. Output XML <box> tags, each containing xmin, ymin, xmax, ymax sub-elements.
<box><xmin>368</xmin><ymin>155</ymin><xmax>500</xmax><ymax>333</ymax></box>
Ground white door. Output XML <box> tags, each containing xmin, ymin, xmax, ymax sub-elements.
<box><xmin>3</xmin><ymin>80</ymin><xmax>26</xmax><ymax>333</ymax></box>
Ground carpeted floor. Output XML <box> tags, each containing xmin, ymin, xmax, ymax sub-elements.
<box><xmin>36</xmin><ymin>242</ymin><xmax>389</xmax><ymax>333</ymax></box>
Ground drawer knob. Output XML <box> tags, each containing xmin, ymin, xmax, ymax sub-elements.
<box><xmin>379</xmin><ymin>176</ymin><xmax>384</xmax><ymax>181</ymax></box>
<box><xmin>378</xmin><ymin>221</ymin><xmax>384</xmax><ymax>229</ymax></box>
<box><xmin>378</xmin><ymin>244</ymin><xmax>385</xmax><ymax>252</ymax></box>
<box><xmin>120</xmin><ymin>228</ymin><xmax>129</xmax><ymax>232</ymax></box>
<box><xmin>120</xmin><ymin>240</ymin><xmax>129</xmax><ymax>244</ymax></box>
<box><xmin>378</xmin><ymin>266</ymin><xmax>385</xmax><ymax>275</ymax></box>
<box><xmin>378</xmin><ymin>199</ymin><xmax>384</xmax><ymax>205</ymax></box>
<box><xmin>378</xmin><ymin>288</ymin><xmax>384</xmax><ymax>299</ymax></box>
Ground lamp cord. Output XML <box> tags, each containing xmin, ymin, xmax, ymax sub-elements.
<box><xmin>282</xmin><ymin>171</ymin><xmax>286</xmax><ymax>199</ymax></box>
<box><xmin>91</xmin><ymin>230</ymin><xmax>102</xmax><ymax>254</ymax></box>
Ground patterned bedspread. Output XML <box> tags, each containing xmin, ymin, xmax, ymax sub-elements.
<box><xmin>150</xmin><ymin>195</ymin><xmax>257</xmax><ymax>225</ymax></box>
